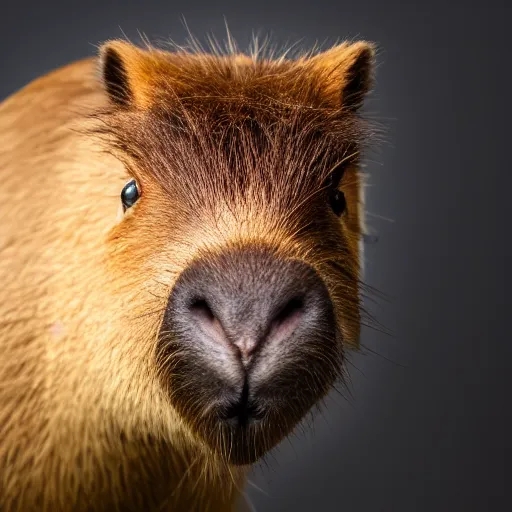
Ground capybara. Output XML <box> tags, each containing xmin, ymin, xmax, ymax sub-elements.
<box><xmin>0</xmin><ymin>37</ymin><xmax>376</xmax><ymax>511</ymax></box>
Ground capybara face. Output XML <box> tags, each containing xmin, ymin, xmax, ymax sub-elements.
<box><xmin>96</xmin><ymin>40</ymin><xmax>375</xmax><ymax>465</ymax></box>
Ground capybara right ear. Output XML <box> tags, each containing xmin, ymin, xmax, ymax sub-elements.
<box><xmin>99</xmin><ymin>40</ymin><xmax>155</xmax><ymax>109</ymax></box>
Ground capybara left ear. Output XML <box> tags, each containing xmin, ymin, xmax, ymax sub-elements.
<box><xmin>341</xmin><ymin>42</ymin><xmax>375</xmax><ymax>110</ymax></box>
<box><xmin>99</xmin><ymin>40</ymin><xmax>155</xmax><ymax>109</ymax></box>
<box><xmin>307</xmin><ymin>41</ymin><xmax>376</xmax><ymax>110</ymax></box>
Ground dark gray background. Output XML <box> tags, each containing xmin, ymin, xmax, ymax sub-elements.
<box><xmin>2</xmin><ymin>1</ymin><xmax>510</xmax><ymax>510</ymax></box>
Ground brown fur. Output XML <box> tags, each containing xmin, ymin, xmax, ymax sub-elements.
<box><xmin>0</xmin><ymin>37</ymin><xmax>376</xmax><ymax>511</ymax></box>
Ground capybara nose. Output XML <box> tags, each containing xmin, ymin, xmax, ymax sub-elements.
<box><xmin>168</xmin><ymin>246</ymin><xmax>333</xmax><ymax>366</ymax></box>
<box><xmin>187</xmin><ymin>292</ymin><xmax>305</xmax><ymax>363</ymax></box>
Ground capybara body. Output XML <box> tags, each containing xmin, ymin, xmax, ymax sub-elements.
<box><xmin>0</xmin><ymin>38</ymin><xmax>376</xmax><ymax>510</ymax></box>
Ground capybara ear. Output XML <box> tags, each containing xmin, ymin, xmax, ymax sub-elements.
<box><xmin>306</xmin><ymin>41</ymin><xmax>376</xmax><ymax>110</ymax></box>
<box><xmin>99</xmin><ymin>40</ymin><xmax>161</xmax><ymax>109</ymax></box>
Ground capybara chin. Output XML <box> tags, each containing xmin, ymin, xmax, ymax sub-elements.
<box><xmin>0</xmin><ymin>36</ymin><xmax>376</xmax><ymax>511</ymax></box>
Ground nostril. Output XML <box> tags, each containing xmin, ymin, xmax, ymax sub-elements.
<box><xmin>274</xmin><ymin>297</ymin><xmax>304</xmax><ymax>325</ymax></box>
<box><xmin>268</xmin><ymin>296</ymin><xmax>305</xmax><ymax>341</ymax></box>
<box><xmin>189</xmin><ymin>298</ymin><xmax>227</xmax><ymax>344</ymax></box>
<box><xmin>190</xmin><ymin>298</ymin><xmax>216</xmax><ymax>322</ymax></box>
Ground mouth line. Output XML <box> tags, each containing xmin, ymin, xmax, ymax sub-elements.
<box><xmin>219</xmin><ymin>378</ymin><xmax>264</xmax><ymax>428</ymax></box>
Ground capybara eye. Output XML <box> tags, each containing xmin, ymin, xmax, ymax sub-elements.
<box><xmin>325</xmin><ymin>166</ymin><xmax>347</xmax><ymax>216</ymax></box>
<box><xmin>329</xmin><ymin>189</ymin><xmax>346</xmax><ymax>216</ymax></box>
<box><xmin>121</xmin><ymin>179</ymin><xmax>140</xmax><ymax>210</ymax></box>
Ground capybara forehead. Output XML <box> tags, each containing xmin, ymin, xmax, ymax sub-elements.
<box><xmin>104</xmin><ymin>103</ymin><xmax>366</xmax><ymax>198</ymax></box>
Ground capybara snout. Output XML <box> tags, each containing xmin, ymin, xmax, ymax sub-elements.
<box><xmin>158</xmin><ymin>245</ymin><xmax>339</xmax><ymax>464</ymax></box>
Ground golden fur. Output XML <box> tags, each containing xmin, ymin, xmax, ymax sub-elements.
<box><xmin>0</xmin><ymin>37</ymin><xmax>376</xmax><ymax>510</ymax></box>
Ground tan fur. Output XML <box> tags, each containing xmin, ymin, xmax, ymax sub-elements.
<box><xmin>0</xmin><ymin>38</ymin><xmax>376</xmax><ymax>511</ymax></box>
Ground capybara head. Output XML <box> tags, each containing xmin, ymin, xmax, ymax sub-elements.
<box><xmin>94</xmin><ymin>39</ymin><xmax>375</xmax><ymax>466</ymax></box>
